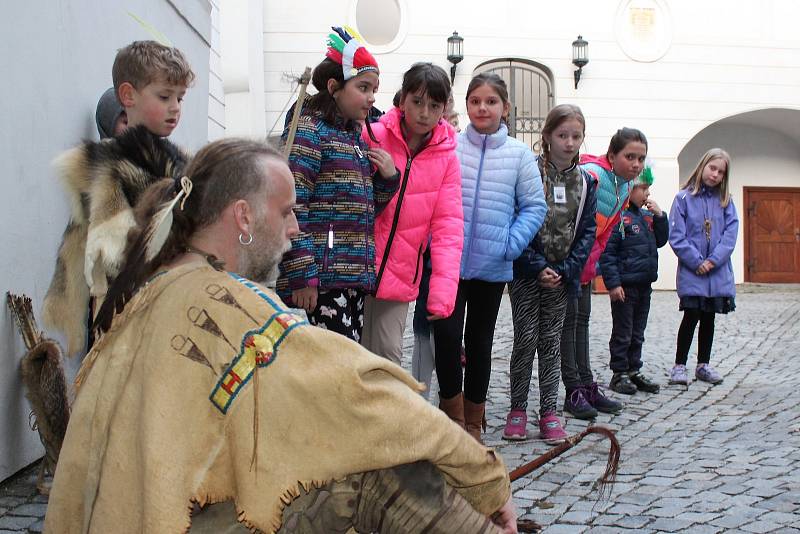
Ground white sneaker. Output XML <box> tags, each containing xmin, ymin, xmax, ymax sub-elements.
<box><xmin>669</xmin><ymin>364</ymin><xmax>689</xmax><ymax>385</ymax></box>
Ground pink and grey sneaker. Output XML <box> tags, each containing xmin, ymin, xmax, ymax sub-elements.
<box><xmin>502</xmin><ymin>409</ymin><xmax>528</xmax><ymax>440</ymax></box>
<box><xmin>539</xmin><ymin>412</ymin><xmax>568</xmax><ymax>445</ymax></box>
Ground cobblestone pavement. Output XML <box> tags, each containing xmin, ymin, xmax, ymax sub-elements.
<box><xmin>2</xmin><ymin>288</ymin><xmax>799</xmax><ymax>533</ymax></box>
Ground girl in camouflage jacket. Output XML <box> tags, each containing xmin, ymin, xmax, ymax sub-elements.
<box><xmin>505</xmin><ymin>105</ymin><xmax>597</xmax><ymax>444</ymax></box>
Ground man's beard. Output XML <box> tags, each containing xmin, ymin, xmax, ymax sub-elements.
<box><xmin>238</xmin><ymin>229</ymin><xmax>291</xmax><ymax>285</ymax></box>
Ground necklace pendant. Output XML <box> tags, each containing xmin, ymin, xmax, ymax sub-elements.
<box><xmin>354</xmin><ymin>145</ymin><xmax>364</xmax><ymax>159</ymax></box>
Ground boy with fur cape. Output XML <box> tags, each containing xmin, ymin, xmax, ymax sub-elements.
<box><xmin>42</xmin><ymin>41</ymin><xmax>194</xmax><ymax>355</ymax></box>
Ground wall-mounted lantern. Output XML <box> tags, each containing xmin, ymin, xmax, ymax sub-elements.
<box><xmin>572</xmin><ymin>35</ymin><xmax>589</xmax><ymax>89</ymax></box>
<box><xmin>447</xmin><ymin>31</ymin><xmax>464</xmax><ymax>84</ymax></box>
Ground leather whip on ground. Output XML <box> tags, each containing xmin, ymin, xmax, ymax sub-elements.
<box><xmin>509</xmin><ymin>425</ymin><xmax>621</xmax><ymax>532</ymax></box>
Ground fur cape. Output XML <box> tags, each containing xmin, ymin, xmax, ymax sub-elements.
<box><xmin>42</xmin><ymin>126</ymin><xmax>189</xmax><ymax>356</ymax></box>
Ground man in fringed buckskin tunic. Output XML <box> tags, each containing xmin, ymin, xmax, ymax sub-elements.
<box><xmin>45</xmin><ymin>139</ymin><xmax>517</xmax><ymax>534</ymax></box>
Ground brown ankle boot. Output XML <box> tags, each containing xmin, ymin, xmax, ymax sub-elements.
<box><xmin>438</xmin><ymin>393</ymin><xmax>465</xmax><ymax>429</ymax></box>
<box><xmin>463</xmin><ymin>399</ymin><xmax>486</xmax><ymax>444</ymax></box>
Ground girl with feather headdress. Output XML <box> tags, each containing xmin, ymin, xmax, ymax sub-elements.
<box><xmin>276</xmin><ymin>26</ymin><xmax>400</xmax><ymax>342</ymax></box>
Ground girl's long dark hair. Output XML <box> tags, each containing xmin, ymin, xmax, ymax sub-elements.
<box><xmin>607</xmin><ymin>127</ymin><xmax>648</xmax><ymax>157</ymax></box>
<box><xmin>400</xmin><ymin>62</ymin><xmax>451</xmax><ymax>105</ymax></box>
<box><xmin>93</xmin><ymin>139</ymin><xmax>283</xmax><ymax>336</ymax></box>
<box><xmin>302</xmin><ymin>57</ymin><xmax>378</xmax><ymax>142</ymax></box>
<box><xmin>466</xmin><ymin>73</ymin><xmax>510</xmax><ymax>127</ymax></box>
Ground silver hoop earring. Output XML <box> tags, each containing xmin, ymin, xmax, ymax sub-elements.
<box><xmin>238</xmin><ymin>232</ymin><xmax>253</xmax><ymax>246</ymax></box>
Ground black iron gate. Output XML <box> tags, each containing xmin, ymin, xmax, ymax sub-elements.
<box><xmin>476</xmin><ymin>59</ymin><xmax>554</xmax><ymax>149</ymax></box>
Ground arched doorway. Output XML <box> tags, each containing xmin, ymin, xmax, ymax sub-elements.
<box><xmin>474</xmin><ymin>59</ymin><xmax>554</xmax><ymax>149</ymax></box>
<box><xmin>678</xmin><ymin>108</ymin><xmax>800</xmax><ymax>283</ymax></box>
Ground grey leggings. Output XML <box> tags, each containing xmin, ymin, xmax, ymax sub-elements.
<box><xmin>412</xmin><ymin>332</ymin><xmax>438</xmax><ymax>401</ymax></box>
<box><xmin>560</xmin><ymin>284</ymin><xmax>594</xmax><ymax>390</ymax></box>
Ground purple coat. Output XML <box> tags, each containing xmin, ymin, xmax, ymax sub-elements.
<box><xmin>669</xmin><ymin>186</ymin><xmax>739</xmax><ymax>298</ymax></box>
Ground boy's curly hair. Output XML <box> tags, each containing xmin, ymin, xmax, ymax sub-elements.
<box><xmin>112</xmin><ymin>40</ymin><xmax>195</xmax><ymax>96</ymax></box>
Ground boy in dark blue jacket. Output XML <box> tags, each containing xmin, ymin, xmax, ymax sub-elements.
<box><xmin>599</xmin><ymin>168</ymin><xmax>668</xmax><ymax>394</ymax></box>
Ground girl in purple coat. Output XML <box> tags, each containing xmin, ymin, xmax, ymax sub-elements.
<box><xmin>668</xmin><ymin>148</ymin><xmax>738</xmax><ymax>385</ymax></box>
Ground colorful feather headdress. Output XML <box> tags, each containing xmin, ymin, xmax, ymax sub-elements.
<box><xmin>326</xmin><ymin>26</ymin><xmax>379</xmax><ymax>80</ymax></box>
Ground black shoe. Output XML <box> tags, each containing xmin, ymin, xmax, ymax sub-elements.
<box><xmin>609</xmin><ymin>372</ymin><xmax>637</xmax><ymax>395</ymax></box>
<box><xmin>630</xmin><ymin>372</ymin><xmax>660</xmax><ymax>393</ymax></box>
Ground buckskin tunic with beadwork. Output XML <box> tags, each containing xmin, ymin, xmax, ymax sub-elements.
<box><xmin>45</xmin><ymin>262</ymin><xmax>510</xmax><ymax>534</ymax></box>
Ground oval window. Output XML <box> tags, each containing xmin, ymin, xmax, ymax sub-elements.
<box><xmin>349</xmin><ymin>0</ymin><xmax>407</xmax><ymax>53</ymax></box>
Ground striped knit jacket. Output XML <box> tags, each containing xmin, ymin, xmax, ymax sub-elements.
<box><xmin>277</xmin><ymin>107</ymin><xmax>400</xmax><ymax>301</ymax></box>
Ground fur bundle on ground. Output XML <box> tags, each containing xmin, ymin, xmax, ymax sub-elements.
<box><xmin>7</xmin><ymin>293</ymin><xmax>71</xmax><ymax>494</ymax></box>
<box><xmin>22</xmin><ymin>339</ymin><xmax>70</xmax><ymax>473</ymax></box>
<box><xmin>41</xmin><ymin>126</ymin><xmax>188</xmax><ymax>355</ymax></box>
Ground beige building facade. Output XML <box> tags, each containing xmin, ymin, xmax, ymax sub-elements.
<box><xmin>225</xmin><ymin>0</ymin><xmax>800</xmax><ymax>289</ymax></box>
<box><xmin>4</xmin><ymin>0</ymin><xmax>799</xmax><ymax>484</ymax></box>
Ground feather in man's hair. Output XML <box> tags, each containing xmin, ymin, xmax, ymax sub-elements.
<box><xmin>143</xmin><ymin>177</ymin><xmax>191</xmax><ymax>262</ymax></box>
<box><xmin>92</xmin><ymin>178</ymin><xmax>180</xmax><ymax>336</ymax></box>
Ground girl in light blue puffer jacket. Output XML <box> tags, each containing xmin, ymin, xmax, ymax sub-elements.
<box><xmin>432</xmin><ymin>73</ymin><xmax>547</xmax><ymax>443</ymax></box>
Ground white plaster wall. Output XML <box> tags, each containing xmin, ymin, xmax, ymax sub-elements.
<box><xmin>0</xmin><ymin>0</ymin><xmax>211</xmax><ymax>482</ymax></box>
<box><xmin>255</xmin><ymin>0</ymin><xmax>800</xmax><ymax>288</ymax></box>
<box><xmin>220</xmin><ymin>0</ymin><xmax>265</xmax><ymax>138</ymax></box>
<box><xmin>209</xmin><ymin>0</ymin><xmax>226</xmax><ymax>139</ymax></box>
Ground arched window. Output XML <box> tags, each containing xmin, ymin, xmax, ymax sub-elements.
<box><xmin>475</xmin><ymin>59</ymin><xmax>555</xmax><ymax>149</ymax></box>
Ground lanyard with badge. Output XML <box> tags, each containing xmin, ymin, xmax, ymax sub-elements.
<box><xmin>703</xmin><ymin>195</ymin><xmax>712</xmax><ymax>242</ymax></box>
<box><xmin>553</xmin><ymin>185</ymin><xmax>567</xmax><ymax>204</ymax></box>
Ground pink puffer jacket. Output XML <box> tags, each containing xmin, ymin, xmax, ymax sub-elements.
<box><xmin>363</xmin><ymin>108</ymin><xmax>463</xmax><ymax>317</ymax></box>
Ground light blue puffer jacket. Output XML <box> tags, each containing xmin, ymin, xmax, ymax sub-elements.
<box><xmin>457</xmin><ymin>123</ymin><xmax>547</xmax><ymax>282</ymax></box>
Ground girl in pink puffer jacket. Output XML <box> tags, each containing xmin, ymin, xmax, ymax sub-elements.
<box><xmin>361</xmin><ymin>63</ymin><xmax>463</xmax><ymax>368</ymax></box>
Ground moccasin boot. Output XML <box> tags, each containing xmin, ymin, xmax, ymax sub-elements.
<box><xmin>463</xmin><ymin>398</ymin><xmax>486</xmax><ymax>444</ymax></box>
<box><xmin>438</xmin><ymin>393</ymin><xmax>465</xmax><ymax>429</ymax></box>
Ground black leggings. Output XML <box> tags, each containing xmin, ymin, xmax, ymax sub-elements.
<box><xmin>433</xmin><ymin>279</ymin><xmax>506</xmax><ymax>403</ymax></box>
<box><xmin>675</xmin><ymin>309</ymin><xmax>715</xmax><ymax>365</ymax></box>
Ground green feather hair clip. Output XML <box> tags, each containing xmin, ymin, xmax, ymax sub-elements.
<box><xmin>633</xmin><ymin>166</ymin><xmax>654</xmax><ymax>187</ymax></box>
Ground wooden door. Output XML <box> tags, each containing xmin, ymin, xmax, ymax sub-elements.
<box><xmin>744</xmin><ymin>188</ymin><xmax>800</xmax><ymax>283</ymax></box>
